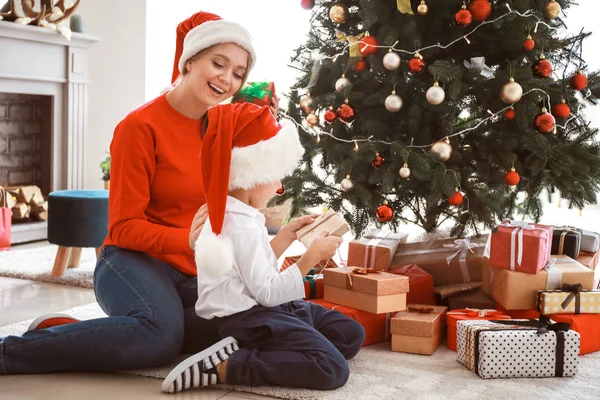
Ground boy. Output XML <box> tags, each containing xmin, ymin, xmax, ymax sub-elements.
<box><xmin>162</xmin><ymin>103</ymin><xmax>365</xmax><ymax>393</ymax></box>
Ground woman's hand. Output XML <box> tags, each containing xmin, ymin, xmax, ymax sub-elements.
<box><xmin>189</xmin><ymin>204</ymin><xmax>208</xmax><ymax>251</ymax></box>
<box><xmin>270</xmin><ymin>92</ymin><xmax>280</xmax><ymax>120</ymax></box>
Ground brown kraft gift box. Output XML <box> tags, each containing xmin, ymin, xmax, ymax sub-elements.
<box><xmin>392</xmin><ymin>235</ymin><xmax>488</xmax><ymax>285</ymax></box>
<box><xmin>296</xmin><ymin>210</ymin><xmax>350</xmax><ymax>248</ymax></box>
<box><xmin>323</xmin><ymin>267</ymin><xmax>409</xmax><ymax>314</ymax></box>
<box><xmin>482</xmin><ymin>255</ymin><xmax>595</xmax><ymax>310</ymax></box>
<box><xmin>390</xmin><ymin>305</ymin><xmax>447</xmax><ymax>355</ymax></box>
<box><xmin>577</xmin><ymin>250</ymin><xmax>599</xmax><ymax>271</ymax></box>
<box><xmin>347</xmin><ymin>229</ymin><xmax>408</xmax><ymax>270</ymax></box>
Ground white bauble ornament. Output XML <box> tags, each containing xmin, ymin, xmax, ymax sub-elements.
<box><xmin>500</xmin><ymin>78</ymin><xmax>523</xmax><ymax>104</ymax></box>
<box><xmin>399</xmin><ymin>163</ymin><xmax>411</xmax><ymax>178</ymax></box>
<box><xmin>335</xmin><ymin>76</ymin><xmax>353</xmax><ymax>92</ymax></box>
<box><xmin>385</xmin><ymin>91</ymin><xmax>403</xmax><ymax>112</ymax></box>
<box><xmin>430</xmin><ymin>139</ymin><xmax>452</xmax><ymax>162</ymax></box>
<box><xmin>383</xmin><ymin>51</ymin><xmax>401</xmax><ymax>71</ymax></box>
<box><xmin>426</xmin><ymin>82</ymin><xmax>445</xmax><ymax>105</ymax></box>
<box><xmin>341</xmin><ymin>175</ymin><xmax>353</xmax><ymax>192</ymax></box>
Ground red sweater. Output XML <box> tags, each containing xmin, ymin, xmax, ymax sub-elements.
<box><xmin>103</xmin><ymin>93</ymin><xmax>204</xmax><ymax>276</ymax></box>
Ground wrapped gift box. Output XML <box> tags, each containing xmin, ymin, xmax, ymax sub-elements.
<box><xmin>347</xmin><ymin>230</ymin><xmax>408</xmax><ymax>270</ymax></box>
<box><xmin>296</xmin><ymin>210</ymin><xmax>350</xmax><ymax>248</ymax></box>
<box><xmin>551</xmin><ymin>227</ymin><xmax>582</xmax><ymax>259</ymax></box>
<box><xmin>537</xmin><ymin>285</ymin><xmax>600</xmax><ymax>315</ymax></box>
<box><xmin>581</xmin><ymin>230</ymin><xmax>600</xmax><ymax>253</ymax></box>
<box><xmin>489</xmin><ymin>221</ymin><xmax>553</xmax><ymax>274</ymax></box>
<box><xmin>308</xmin><ymin>298</ymin><xmax>388</xmax><ymax>347</ymax></box>
<box><xmin>483</xmin><ymin>255</ymin><xmax>594</xmax><ymax>310</ymax></box>
<box><xmin>392</xmin><ymin>236</ymin><xmax>487</xmax><ymax>285</ymax></box>
<box><xmin>435</xmin><ymin>282</ymin><xmax>481</xmax><ymax>300</ymax></box>
<box><xmin>231</xmin><ymin>81</ymin><xmax>276</xmax><ymax>107</ymax></box>
<box><xmin>323</xmin><ymin>267</ymin><xmax>409</xmax><ymax>314</ymax></box>
<box><xmin>577</xmin><ymin>250</ymin><xmax>599</xmax><ymax>271</ymax></box>
<box><xmin>496</xmin><ymin>304</ymin><xmax>541</xmax><ymax>320</ymax></box>
<box><xmin>280</xmin><ymin>256</ymin><xmax>338</xmax><ymax>299</ymax></box>
<box><xmin>457</xmin><ymin>317</ymin><xmax>580</xmax><ymax>378</ymax></box>
<box><xmin>390</xmin><ymin>305</ymin><xmax>447</xmax><ymax>355</ymax></box>
<box><xmin>446</xmin><ymin>308</ymin><xmax>511</xmax><ymax>351</ymax></box>
<box><xmin>550</xmin><ymin>314</ymin><xmax>600</xmax><ymax>355</ymax></box>
<box><xmin>447</xmin><ymin>288</ymin><xmax>496</xmax><ymax>311</ymax></box>
<box><xmin>388</xmin><ymin>264</ymin><xmax>436</xmax><ymax>305</ymax></box>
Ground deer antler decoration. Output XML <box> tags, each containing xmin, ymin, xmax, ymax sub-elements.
<box><xmin>0</xmin><ymin>0</ymin><xmax>81</xmax><ymax>26</ymax></box>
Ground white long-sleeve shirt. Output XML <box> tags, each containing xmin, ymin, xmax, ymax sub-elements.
<box><xmin>195</xmin><ymin>196</ymin><xmax>306</xmax><ymax>319</ymax></box>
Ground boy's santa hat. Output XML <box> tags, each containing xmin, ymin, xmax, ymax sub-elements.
<box><xmin>195</xmin><ymin>104</ymin><xmax>304</xmax><ymax>276</ymax></box>
<box><xmin>171</xmin><ymin>11</ymin><xmax>257</xmax><ymax>85</ymax></box>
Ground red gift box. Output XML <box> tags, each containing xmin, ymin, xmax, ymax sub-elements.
<box><xmin>490</xmin><ymin>220</ymin><xmax>553</xmax><ymax>274</ymax></box>
<box><xmin>388</xmin><ymin>264</ymin><xmax>436</xmax><ymax>305</ymax></box>
<box><xmin>280</xmin><ymin>256</ymin><xmax>338</xmax><ymax>300</ymax></box>
<box><xmin>308</xmin><ymin>298</ymin><xmax>388</xmax><ymax>347</ymax></box>
<box><xmin>445</xmin><ymin>308</ymin><xmax>511</xmax><ymax>351</ymax></box>
<box><xmin>550</xmin><ymin>314</ymin><xmax>600</xmax><ymax>355</ymax></box>
<box><xmin>495</xmin><ymin>304</ymin><xmax>541</xmax><ymax>320</ymax></box>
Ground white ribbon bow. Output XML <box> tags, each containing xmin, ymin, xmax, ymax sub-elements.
<box><xmin>444</xmin><ymin>237</ymin><xmax>481</xmax><ymax>282</ymax></box>
<box><xmin>501</xmin><ymin>220</ymin><xmax>538</xmax><ymax>271</ymax></box>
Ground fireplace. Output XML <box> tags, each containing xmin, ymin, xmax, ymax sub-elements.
<box><xmin>0</xmin><ymin>20</ymin><xmax>98</xmax><ymax>243</ymax></box>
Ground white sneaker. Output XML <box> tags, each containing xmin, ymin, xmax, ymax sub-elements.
<box><xmin>161</xmin><ymin>336</ymin><xmax>239</xmax><ymax>393</ymax></box>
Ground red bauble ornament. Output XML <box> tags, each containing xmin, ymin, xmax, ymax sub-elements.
<box><xmin>371</xmin><ymin>153</ymin><xmax>385</xmax><ymax>169</ymax></box>
<box><xmin>376</xmin><ymin>203</ymin><xmax>394</xmax><ymax>222</ymax></box>
<box><xmin>354</xmin><ymin>59</ymin><xmax>368</xmax><ymax>72</ymax></box>
<box><xmin>300</xmin><ymin>0</ymin><xmax>315</xmax><ymax>10</ymax></box>
<box><xmin>324</xmin><ymin>107</ymin><xmax>337</xmax><ymax>124</ymax></box>
<box><xmin>505</xmin><ymin>108</ymin><xmax>516</xmax><ymax>120</ymax></box>
<box><xmin>570</xmin><ymin>72</ymin><xmax>588</xmax><ymax>91</ymax></box>
<box><xmin>358</xmin><ymin>34</ymin><xmax>379</xmax><ymax>57</ymax></box>
<box><xmin>469</xmin><ymin>0</ymin><xmax>492</xmax><ymax>21</ymax></box>
<box><xmin>505</xmin><ymin>168</ymin><xmax>520</xmax><ymax>186</ymax></box>
<box><xmin>532</xmin><ymin>55</ymin><xmax>553</xmax><ymax>78</ymax></box>
<box><xmin>336</xmin><ymin>102</ymin><xmax>356</xmax><ymax>123</ymax></box>
<box><xmin>534</xmin><ymin>108</ymin><xmax>556</xmax><ymax>133</ymax></box>
<box><xmin>408</xmin><ymin>53</ymin><xmax>426</xmax><ymax>74</ymax></box>
<box><xmin>276</xmin><ymin>186</ymin><xmax>286</xmax><ymax>196</ymax></box>
<box><xmin>448</xmin><ymin>190</ymin><xmax>464</xmax><ymax>206</ymax></box>
<box><xmin>455</xmin><ymin>6</ymin><xmax>473</xmax><ymax>27</ymax></box>
<box><xmin>552</xmin><ymin>100</ymin><xmax>571</xmax><ymax>119</ymax></box>
<box><xmin>523</xmin><ymin>35</ymin><xmax>535</xmax><ymax>51</ymax></box>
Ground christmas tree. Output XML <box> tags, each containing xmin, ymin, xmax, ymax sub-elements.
<box><xmin>276</xmin><ymin>0</ymin><xmax>600</xmax><ymax>237</ymax></box>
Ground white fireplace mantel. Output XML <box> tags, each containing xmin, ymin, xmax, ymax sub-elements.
<box><xmin>0</xmin><ymin>20</ymin><xmax>99</xmax><ymax>191</ymax></box>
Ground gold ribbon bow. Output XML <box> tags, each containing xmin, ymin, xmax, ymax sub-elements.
<box><xmin>336</xmin><ymin>30</ymin><xmax>365</xmax><ymax>58</ymax></box>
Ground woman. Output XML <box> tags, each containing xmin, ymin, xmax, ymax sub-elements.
<box><xmin>0</xmin><ymin>11</ymin><xmax>314</xmax><ymax>375</ymax></box>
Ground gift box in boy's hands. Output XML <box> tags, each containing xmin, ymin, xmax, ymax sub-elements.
<box><xmin>280</xmin><ymin>256</ymin><xmax>338</xmax><ymax>300</ymax></box>
<box><xmin>231</xmin><ymin>81</ymin><xmax>276</xmax><ymax>107</ymax></box>
<box><xmin>296</xmin><ymin>210</ymin><xmax>350</xmax><ymax>248</ymax></box>
<box><xmin>390</xmin><ymin>305</ymin><xmax>447</xmax><ymax>355</ymax></box>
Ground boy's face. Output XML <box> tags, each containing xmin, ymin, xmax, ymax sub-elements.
<box><xmin>249</xmin><ymin>180</ymin><xmax>281</xmax><ymax>209</ymax></box>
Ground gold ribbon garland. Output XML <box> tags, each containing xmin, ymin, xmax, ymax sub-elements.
<box><xmin>336</xmin><ymin>30</ymin><xmax>365</xmax><ymax>58</ymax></box>
<box><xmin>397</xmin><ymin>0</ymin><xmax>414</xmax><ymax>14</ymax></box>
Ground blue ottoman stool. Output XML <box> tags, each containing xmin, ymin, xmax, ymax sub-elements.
<box><xmin>48</xmin><ymin>190</ymin><xmax>109</xmax><ymax>277</ymax></box>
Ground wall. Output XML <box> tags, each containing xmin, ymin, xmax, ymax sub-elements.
<box><xmin>76</xmin><ymin>0</ymin><xmax>147</xmax><ymax>189</ymax></box>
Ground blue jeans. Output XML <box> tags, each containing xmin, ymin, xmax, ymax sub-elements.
<box><xmin>0</xmin><ymin>246</ymin><xmax>219</xmax><ymax>374</ymax></box>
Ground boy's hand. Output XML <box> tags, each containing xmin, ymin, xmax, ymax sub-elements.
<box><xmin>307</xmin><ymin>232</ymin><xmax>343</xmax><ymax>262</ymax></box>
<box><xmin>189</xmin><ymin>204</ymin><xmax>208</xmax><ymax>251</ymax></box>
<box><xmin>280</xmin><ymin>214</ymin><xmax>317</xmax><ymax>242</ymax></box>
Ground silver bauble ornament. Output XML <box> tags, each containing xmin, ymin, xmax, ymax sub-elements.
<box><xmin>383</xmin><ymin>51</ymin><xmax>401</xmax><ymax>71</ymax></box>
<box><xmin>426</xmin><ymin>82</ymin><xmax>445</xmax><ymax>105</ymax></box>
<box><xmin>335</xmin><ymin>75</ymin><xmax>353</xmax><ymax>92</ymax></box>
<box><xmin>399</xmin><ymin>163</ymin><xmax>411</xmax><ymax>179</ymax></box>
<box><xmin>341</xmin><ymin>174</ymin><xmax>353</xmax><ymax>192</ymax></box>
<box><xmin>500</xmin><ymin>78</ymin><xmax>523</xmax><ymax>104</ymax></box>
<box><xmin>385</xmin><ymin>91</ymin><xmax>403</xmax><ymax>112</ymax></box>
<box><xmin>430</xmin><ymin>139</ymin><xmax>452</xmax><ymax>162</ymax></box>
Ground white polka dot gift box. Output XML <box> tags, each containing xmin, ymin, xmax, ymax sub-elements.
<box><xmin>537</xmin><ymin>284</ymin><xmax>600</xmax><ymax>315</ymax></box>
<box><xmin>457</xmin><ymin>317</ymin><xmax>580</xmax><ymax>379</ymax></box>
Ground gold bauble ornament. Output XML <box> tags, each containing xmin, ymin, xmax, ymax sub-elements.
<box><xmin>430</xmin><ymin>139</ymin><xmax>452</xmax><ymax>162</ymax></box>
<box><xmin>329</xmin><ymin>2</ymin><xmax>348</xmax><ymax>24</ymax></box>
<box><xmin>544</xmin><ymin>0</ymin><xmax>561</xmax><ymax>19</ymax></box>
<box><xmin>306</xmin><ymin>111</ymin><xmax>319</xmax><ymax>126</ymax></box>
<box><xmin>500</xmin><ymin>78</ymin><xmax>523</xmax><ymax>104</ymax></box>
<box><xmin>417</xmin><ymin>0</ymin><xmax>429</xmax><ymax>15</ymax></box>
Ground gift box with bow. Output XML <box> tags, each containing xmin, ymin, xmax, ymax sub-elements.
<box><xmin>489</xmin><ymin>220</ymin><xmax>553</xmax><ymax>274</ymax></box>
<box><xmin>445</xmin><ymin>308</ymin><xmax>511</xmax><ymax>351</ymax></box>
<box><xmin>548</xmin><ymin>314</ymin><xmax>600</xmax><ymax>355</ymax></box>
<box><xmin>347</xmin><ymin>229</ymin><xmax>408</xmax><ymax>271</ymax></box>
<box><xmin>390</xmin><ymin>305</ymin><xmax>447</xmax><ymax>355</ymax></box>
<box><xmin>447</xmin><ymin>288</ymin><xmax>497</xmax><ymax>311</ymax></box>
<box><xmin>537</xmin><ymin>284</ymin><xmax>600</xmax><ymax>315</ymax></box>
<box><xmin>323</xmin><ymin>267</ymin><xmax>409</xmax><ymax>314</ymax></box>
<box><xmin>280</xmin><ymin>256</ymin><xmax>338</xmax><ymax>300</ymax></box>
<box><xmin>457</xmin><ymin>316</ymin><xmax>580</xmax><ymax>378</ymax></box>
<box><xmin>392</xmin><ymin>235</ymin><xmax>488</xmax><ymax>285</ymax></box>
<box><xmin>388</xmin><ymin>264</ymin><xmax>436</xmax><ymax>305</ymax></box>
<box><xmin>231</xmin><ymin>81</ymin><xmax>276</xmax><ymax>107</ymax></box>
<box><xmin>551</xmin><ymin>226</ymin><xmax>582</xmax><ymax>259</ymax></box>
<box><xmin>483</xmin><ymin>255</ymin><xmax>595</xmax><ymax>310</ymax></box>
<box><xmin>296</xmin><ymin>209</ymin><xmax>350</xmax><ymax>248</ymax></box>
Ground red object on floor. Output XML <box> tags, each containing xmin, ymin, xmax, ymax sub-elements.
<box><xmin>27</xmin><ymin>313</ymin><xmax>80</xmax><ymax>331</ymax></box>
<box><xmin>308</xmin><ymin>299</ymin><xmax>388</xmax><ymax>347</ymax></box>
<box><xmin>388</xmin><ymin>264</ymin><xmax>436</xmax><ymax>305</ymax></box>
<box><xmin>496</xmin><ymin>304</ymin><xmax>541</xmax><ymax>320</ymax></box>
<box><xmin>550</xmin><ymin>314</ymin><xmax>600</xmax><ymax>355</ymax></box>
<box><xmin>446</xmin><ymin>309</ymin><xmax>511</xmax><ymax>351</ymax></box>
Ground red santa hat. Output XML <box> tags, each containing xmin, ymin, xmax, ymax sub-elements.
<box><xmin>171</xmin><ymin>11</ymin><xmax>257</xmax><ymax>85</ymax></box>
<box><xmin>195</xmin><ymin>103</ymin><xmax>304</xmax><ymax>276</ymax></box>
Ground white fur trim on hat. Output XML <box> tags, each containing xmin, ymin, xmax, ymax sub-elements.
<box><xmin>194</xmin><ymin>231</ymin><xmax>234</xmax><ymax>276</ymax></box>
<box><xmin>229</xmin><ymin>119</ymin><xmax>304</xmax><ymax>191</ymax></box>
<box><xmin>179</xmin><ymin>20</ymin><xmax>256</xmax><ymax>75</ymax></box>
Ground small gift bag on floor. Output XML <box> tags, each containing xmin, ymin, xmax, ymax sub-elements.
<box><xmin>0</xmin><ymin>186</ymin><xmax>11</xmax><ymax>250</ymax></box>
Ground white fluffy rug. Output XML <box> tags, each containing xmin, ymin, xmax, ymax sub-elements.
<box><xmin>0</xmin><ymin>245</ymin><xmax>97</xmax><ymax>288</ymax></box>
<box><xmin>1</xmin><ymin>302</ymin><xmax>599</xmax><ymax>400</ymax></box>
